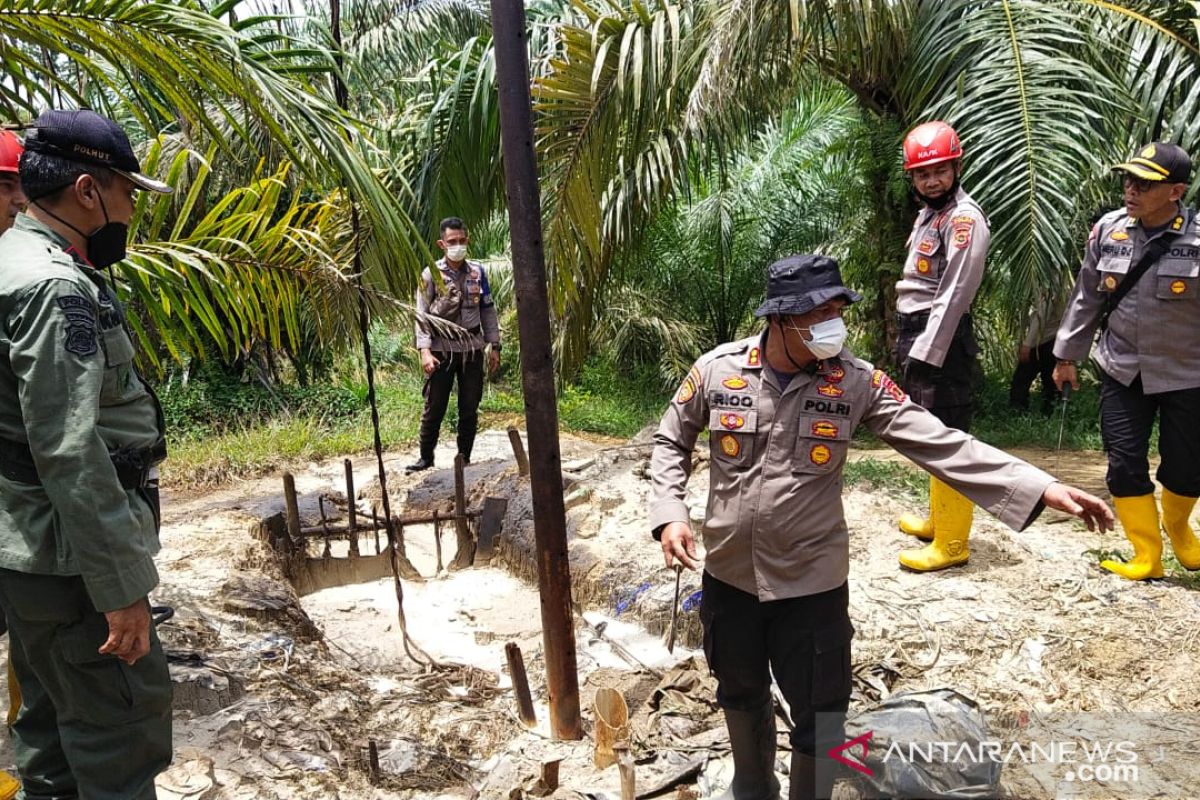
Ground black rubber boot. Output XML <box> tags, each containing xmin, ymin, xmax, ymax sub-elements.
<box><xmin>789</xmin><ymin>751</ymin><xmax>836</xmax><ymax>800</ymax></box>
<box><xmin>405</xmin><ymin>456</ymin><xmax>434</xmax><ymax>473</ymax></box>
<box><xmin>717</xmin><ymin>701</ymin><xmax>781</xmax><ymax>800</ymax></box>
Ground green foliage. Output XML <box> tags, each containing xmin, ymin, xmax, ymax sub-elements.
<box><xmin>843</xmin><ymin>457</ymin><xmax>929</xmax><ymax>502</ymax></box>
<box><xmin>971</xmin><ymin>367</ymin><xmax>1104</xmax><ymax>451</ymax></box>
<box><xmin>159</xmin><ymin>365</ymin><xmax>362</xmax><ymax>442</ymax></box>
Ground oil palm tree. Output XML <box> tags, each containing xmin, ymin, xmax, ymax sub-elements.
<box><xmin>0</xmin><ymin>0</ymin><xmax>429</xmax><ymax>364</ymax></box>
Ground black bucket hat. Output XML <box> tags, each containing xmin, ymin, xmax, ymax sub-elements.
<box><xmin>754</xmin><ymin>254</ymin><xmax>862</xmax><ymax>318</ymax></box>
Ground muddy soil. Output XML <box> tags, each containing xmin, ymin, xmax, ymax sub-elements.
<box><xmin>1</xmin><ymin>431</ymin><xmax>1194</xmax><ymax>800</ymax></box>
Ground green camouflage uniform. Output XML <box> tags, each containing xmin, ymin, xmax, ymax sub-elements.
<box><xmin>0</xmin><ymin>214</ymin><xmax>171</xmax><ymax>799</ymax></box>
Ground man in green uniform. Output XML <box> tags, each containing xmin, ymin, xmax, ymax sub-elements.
<box><xmin>0</xmin><ymin>109</ymin><xmax>173</xmax><ymax>799</ymax></box>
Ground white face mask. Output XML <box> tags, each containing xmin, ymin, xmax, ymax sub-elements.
<box><xmin>794</xmin><ymin>316</ymin><xmax>847</xmax><ymax>359</ymax></box>
<box><xmin>446</xmin><ymin>244</ymin><xmax>468</xmax><ymax>262</ymax></box>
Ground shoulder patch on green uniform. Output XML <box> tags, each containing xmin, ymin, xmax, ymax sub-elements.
<box><xmin>55</xmin><ymin>295</ymin><xmax>98</xmax><ymax>357</ymax></box>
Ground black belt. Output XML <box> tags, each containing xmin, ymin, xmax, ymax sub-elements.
<box><xmin>0</xmin><ymin>438</ymin><xmax>165</xmax><ymax>489</ymax></box>
<box><xmin>895</xmin><ymin>310</ymin><xmax>931</xmax><ymax>332</ymax></box>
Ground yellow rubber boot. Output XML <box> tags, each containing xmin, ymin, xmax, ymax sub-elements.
<box><xmin>897</xmin><ymin>475</ymin><xmax>937</xmax><ymax>541</ymax></box>
<box><xmin>1101</xmin><ymin>494</ymin><xmax>1163</xmax><ymax>580</ymax></box>
<box><xmin>0</xmin><ymin>769</ymin><xmax>17</xmax><ymax>800</ymax></box>
<box><xmin>1159</xmin><ymin>488</ymin><xmax>1200</xmax><ymax>570</ymax></box>
<box><xmin>898</xmin><ymin>480</ymin><xmax>972</xmax><ymax>571</ymax></box>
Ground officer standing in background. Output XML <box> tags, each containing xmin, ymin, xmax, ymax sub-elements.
<box><xmin>0</xmin><ymin>109</ymin><xmax>173</xmax><ymax>798</ymax></box>
<box><xmin>893</xmin><ymin>121</ymin><xmax>991</xmax><ymax>571</ymax></box>
<box><xmin>1054</xmin><ymin>142</ymin><xmax>1200</xmax><ymax>581</ymax></box>
<box><xmin>407</xmin><ymin>216</ymin><xmax>501</xmax><ymax>472</ymax></box>
<box><xmin>1008</xmin><ymin>289</ymin><xmax>1065</xmax><ymax>415</ymax></box>
<box><xmin>651</xmin><ymin>255</ymin><xmax>1112</xmax><ymax>800</ymax></box>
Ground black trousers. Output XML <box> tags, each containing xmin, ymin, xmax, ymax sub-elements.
<box><xmin>700</xmin><ymin>572</ymin><xmax>853</xmax><ymax>756</ymax></box>
<box><xmin>1008</xmin><ymin>339</ymin><xmax>1059</xmax><ymax>414</ymax></box>
<box><xmin>895</xmin><ymin>312</ymin><xmax>978</xmax><ymax>432</ymax></box>
<box><xmin>1100</xmin><ymin>372</ymin><xmax>1200</xmax><ymax>498</ymax></box>
<box><xmin>418</xmin><ymin>350</ymin><xmax>484</xmax><ymax>461</ymax></box>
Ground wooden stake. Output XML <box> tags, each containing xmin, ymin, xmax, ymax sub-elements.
<box><xmin>345</xmin><ymin>459</ymin><xmax>359</xmax><ymax>557</ymax></box>
<box><xmin>505</xmin><ymin>642</ymin><xmax>537</xmax><ymax>728</ymax></box>
<box><xmin>507</xmin><ymin>426</ymin><xmax>530</xmax><ymax>476</ymax></box>
<box><xmin>452</xmin><ymin>454</ymin><xmax>474</xmax><ymax>568</ymax></box>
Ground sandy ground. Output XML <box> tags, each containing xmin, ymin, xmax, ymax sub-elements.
<box><xmin>1</xmin><ymin>429</ymin><xmax>1197</xmax><ymax>799</ymax></box>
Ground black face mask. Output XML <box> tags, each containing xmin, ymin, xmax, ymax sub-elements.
<box><xmin>85</xmin><ymin>191</ymin><xmax>128</xmax><ymax>268</ymax></box>
<box><xmin>34</xmin><ymin>186</ymin><xmax>128</xmax><ymax>268</ymax></box>
<box><xmin>914</xmin><ymin>178</ymin><xmax>960</xmax><ymax>211</ymax></box>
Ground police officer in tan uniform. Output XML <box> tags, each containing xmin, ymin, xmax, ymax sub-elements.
<box><xmin>893</xmin><ymin>121</ymin><xmax>991</xmax><ymax>572</ymax></box>
<box><xmin>408</xmin><ymin>216</ymin><xmax>501</xmax><ymax>472</ymax></box>
<box><xmin>650</xmin><ymin>255</ymin><xmax>1112</xmax><ymax>800</ymax></box>
<box><xmin>1054</xmin><ymin>142</ymin><xmax>1200</xmax><ymax>581</ymax></box>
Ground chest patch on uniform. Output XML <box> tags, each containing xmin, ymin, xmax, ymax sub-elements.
<box><xmin>809</xmin><ymin>443</ymin><xmax>832</xmax><ymax>466</ymax></box>
<box><xmin>1171</xmin><ymin>280</ymin><xmax>1187</xmax><ymax>295</ymax></box>
<box><xmin>1103</xmin><ymin>275</ymin><xmax>1119</xmax><ymax>291</ymax></box>
<box><xmin>803</xmin><ymin>398</ymin><xmax>851</xmax><ymax>416</ymax></box>
<box><xmin>1110</xmin><ymin>231</ymin><xmax>1129</xmax><ymax>241</ymax></box>
<box><xmin>1169</xmin><ymin>246</ymin><xmax>1200</xmax><ymax>259</ymax></box>
<box><xmin>816</xmin><ymin>384</ymin><xmax>844</xmax><ymax>398</ymax></box>
<box><xmin>917</xmin><ymin>238</ymin><xmax>937</xmax><ymax>255</ymax></box>
<box><xmin>718</xmin><ymin>412</ymin><xmax>746</xmax><ymax>430</ymax></box>
<box><xmin>811</xmin><ymin>420</ymin><xmax>839</xmax><ymax>439</ymax></box>
<box><xmin>823</xmin><ymin>365</ymin><xmax>845</xmax><ymax>383</ymax></box>
<box><xmin>916</xmin><ymin>257</ymin><xmax>931</xmax><ymax>274</ymax></box>
<box><xmin>675</xmin><ymin>366</ymin><xmax>701</xmax><ymax>404</ymax></box>
<box><xmin>56</xmin><ymin>295</ymin><xmax>98</xmax><ymax>357</ymax></box>
<box><xmin>722</xmin><ymin>376</ymin><xmax>749</xmax><ymax>390</ymax></box>
<box><xmin>719</xmin><ymin>434</ymin><xmax>740</xmax><ymax>458</ymax></box>
<box><xmin>871</xmin><ymin>369</ymin><xmax>907</xmax><ymax>403</ymax></box>
<box><xmin>1101</xmin><ymin>244</ymin><xmax>1134</xmax><ymax>258</ymax></box>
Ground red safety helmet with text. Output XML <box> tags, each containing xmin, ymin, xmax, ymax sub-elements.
<box><xmin>903</xmin><ymin>121</ymin><xmax>962</xmax><ymax>171</ymax></box>
<box><xmin>0</xmin><ymin>130</ymin><xmax>21</xmax><ymax>173</ymax></box>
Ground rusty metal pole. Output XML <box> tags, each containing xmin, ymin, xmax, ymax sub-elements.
<box><xmin>489</xmin><ymin>0</ymin><xmax>582</xmax><ymax>740</ymax></box>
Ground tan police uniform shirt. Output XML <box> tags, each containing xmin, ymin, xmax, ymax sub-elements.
<box><xmin>1054</xmin><ymin>204</ymin><xmax>1200</xmax><ymax>394</ymax></box>
<box><xmin>895</xmin><ymin>187</ymin><xmax>990</xmax><ymax>367</ymax></box>
<box><xmin>414</xmin><ymin>258</ymin><xmax>501</xmax><ymax>353</ymax></box>
<box><xmin>649</xmin><ymin>336</ymin><xmax>1053</xmax><ymax>602</ymax></box>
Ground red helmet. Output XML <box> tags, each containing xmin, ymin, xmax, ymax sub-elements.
<box><xmin>903</xmin><ymin>121</ymin><xmax>962</xmax><ymax>171</ymax></box>
<box><xmin>0</xmin><ymin>130</ymin><xmax>21</xmax><ymax>174</ymax></box>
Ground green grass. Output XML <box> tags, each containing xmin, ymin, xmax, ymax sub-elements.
<box><xmin>843</xmin><ymin>457</ymin><xmax>928</xmax><ymax>502</ymax></box>
<box><xmin>161</xmin><ymin>357</ymin><xmax>670</xmax><ymax>489</ymax></box>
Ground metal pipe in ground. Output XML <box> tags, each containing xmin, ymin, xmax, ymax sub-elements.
<box><xmin>490</xmin><ymin>0</ymin><xmax>582</xmax><ymax>740</ymax></box>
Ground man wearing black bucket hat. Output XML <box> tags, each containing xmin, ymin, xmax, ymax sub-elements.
<box><xmin>1054</xmin><ymin>142</ymin><xmax>1200</xmax><ymax>582</ymax></box>
<box><xmin>649</xmin><ymin>254</ymin><xmax>1112</xmax><ymax>800</ymax></box>
<box><xmin>0</xmin><ymin>109</ymin><xmax>172</xmax><ymax>798</ymax></box>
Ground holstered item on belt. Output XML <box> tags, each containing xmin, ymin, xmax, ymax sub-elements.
<box><xmin>0</xmin><ymin>437</ymin><xmax>166</xmax><ymax>490</ymax></box>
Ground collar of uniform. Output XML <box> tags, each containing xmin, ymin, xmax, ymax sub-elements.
<box><xmin>437</xmin><ymin>257</ymin><xmax>474</xmax><ymax>275</ymax></box>
<box><xmin>12</xmin><ymin>212</ymin><xmax>72</xmax><ymax>251</ymax></box>
<box><xmin>918</xmin><ymin>185</ymin><xmax>967</xmax><ymax>225</ymax></box>
<box><xmin>1132</xmin><ymin>202</ymin><xmax>1190</xmax><ymax>240</ymax></box>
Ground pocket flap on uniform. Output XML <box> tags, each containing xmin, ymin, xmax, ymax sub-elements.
<box><xmin>101</xmin><ymin>326</ymin><xmax>136</xmax><ymax>368</ymax></box>
<box><xmin>813</xmin><ymin>618</ymin><xmax>855</xmax><ymax>654</ymax></box>
<box><xmin>798</xmin><ymin>415</ymin><xmax>851</xmax><ymax>442</ymax></box>
<box><xmin>709</xmin><ymin>409</ymin><xmax>757</xmax><ymax>434</ymax></box>
<box><xmin>1156</xmin><ymin>260</ymin><xmax>1200</xmax><ymax>279</ymax></box>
